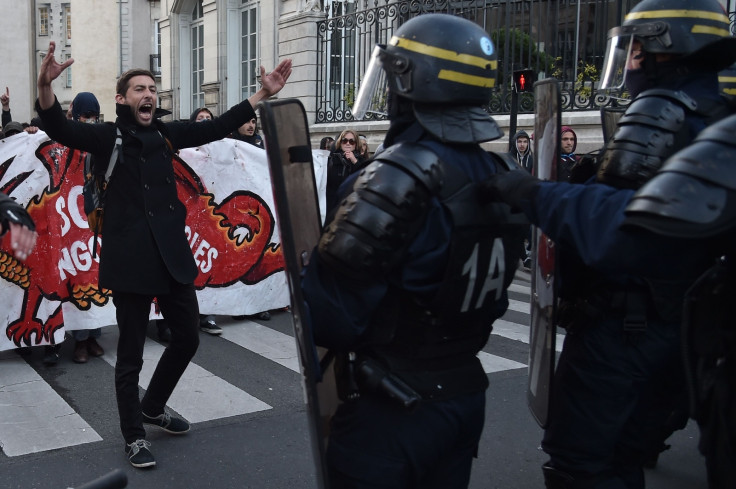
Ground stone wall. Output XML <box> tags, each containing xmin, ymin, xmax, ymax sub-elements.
<box><xmin>309</xmin><ymin>110</ymin><xmax>606</xmax><ymax>156</ymax></box>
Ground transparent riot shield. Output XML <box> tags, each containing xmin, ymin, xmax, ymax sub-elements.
<box><xmin>258</xmin><ymin>99</ymin><xmax>337</xmax><ymax>489</ymax></box>
<box><xmin>527</xmin><ymin>79</ymin><xmax>561</xmax><ymax>428</ymax></box>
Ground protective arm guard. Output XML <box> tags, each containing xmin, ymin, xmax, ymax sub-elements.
<box><xmin>318</xmin><ymin>143</ymin><xmax>443</xmax><ymax>279</ymax></box>
<box><xmin>624</xmin><ymin>113</ymin><xmax>736</xmax><ymax>238</ymax></box>
<box><xmin>0</xmin><ymin>193</ymin><xmax>35</xmax><ymax>236</ymax></box>
<box><xmin>596</xmin><ymin>89</ymin><xmax>697</xmax><ymax>189</ymax></box>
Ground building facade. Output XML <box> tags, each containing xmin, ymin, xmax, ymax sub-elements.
<box><xmin>3</xmin><ymin>0</ymin><xmax>734</xmax><ymax>153</ymax></box>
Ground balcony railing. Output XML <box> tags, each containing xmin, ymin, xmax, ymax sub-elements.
<box><xmin>315</xmin><ymin>0</ymin><xmax>733</xmax><ymax>123</ymax></box>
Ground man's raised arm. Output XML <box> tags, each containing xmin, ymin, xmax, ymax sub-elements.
<box><xmin>246</xmin><ymin>59</ymin><xmax>293</xmax><ymax>108</ymax></box>
<box><xmin>37</xmin><ymin>41</ymin><xmax>74</xmax><ymax>110</ymax></box>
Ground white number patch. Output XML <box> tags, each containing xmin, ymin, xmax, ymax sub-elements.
<box><xmin>460</xmin><ymin>238</ymin><xmax>505</xmax><ymax>312</ymax></box>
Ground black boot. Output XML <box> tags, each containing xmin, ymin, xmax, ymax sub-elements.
<box><xmin>542</xmin><ymin>462</ymin><xmax>576</xmax><ymax>489</ymax></box>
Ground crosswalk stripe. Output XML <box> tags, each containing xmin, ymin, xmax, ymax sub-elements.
<box><xmin>492</xmin><ymin>319</ymin><xmax>564</xmax><ymax>353</ymax></box>
<box><xmin>478</xmin><ymin>351</ymin><xmax>526</xmax><ymax>373</ymax></box>
<box><xmin>507</xmin><ymin>299</ymin><xmax>530</xmax><ymax>314</ymax></box>
<box><xmin>221</xmin><ymin>320</ymin><xmax>300</xmax><ymax>373</ymax></box>
<box><xmin>507</xmin><ymin>283</ymin><xmax>530</xmax><ymax>294</ymax></box>
<box><xmin>95</xmin><ymin>332</ymin><xmax>272</xmax><ymax>424</ymax></box>
<box><xmin>0</xmin><ymin>278</ymin><xmax>540</xmax><ymax>457</ymax></box>
<box><xmin>0</xmin><ymin>353</ymin><xmax>102</xmax><ymax>457</ymax></box>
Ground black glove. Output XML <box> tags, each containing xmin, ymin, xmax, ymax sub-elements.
<box><xmin>481</xmin><ymin>169</ymin><xmax>541</xmax><ymax>210</ymax></box>
<box><xmin>0</xmin><ymin>194</ymin><xmax>35</xmax><ymax>235</ymax></box>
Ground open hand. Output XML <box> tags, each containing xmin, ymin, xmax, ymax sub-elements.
<box><xmin>38</xmin><ymin>42</ymin><xmax>74</xmax><ymax>88</ymax></box>
<box><xmin>259</xmin><ymin>59</ymin><xmax>293</xmax><ymax>98</ymax></box>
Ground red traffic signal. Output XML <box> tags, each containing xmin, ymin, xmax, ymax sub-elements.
<box><xmin>513</xmin><ymin>70</ymin><xmax>535</xmax><ymax>92</ymax></box>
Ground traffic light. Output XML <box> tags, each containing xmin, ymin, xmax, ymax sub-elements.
<box><xmin>513</xmin><ymin>70</ymin><xmax>535</xmax><ymax>92</ymax></box>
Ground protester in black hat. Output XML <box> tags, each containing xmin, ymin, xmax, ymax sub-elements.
<box><xmin>66</xmin><ymin>92</ymin><xmax>107</xmax><ymax>364</ymax></box>
<box><xmin>2</xmin><ymin>121</ymin><xmax>24</xmax><ymax>137</ymax></box>
<box><xmin>71</xmin><ymin>92</ymin><xmax>101</xmax><ymax>123</ymax></box>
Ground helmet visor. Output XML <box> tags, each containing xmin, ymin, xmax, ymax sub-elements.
<box><xmin>599</xmin><ymin>28</ymin><xmax>636</xmax><ymax>93</ymax></box>
<box><xmin>352</xmin><ymin>45</ymin><xmax>389</xmax><ymax>120</ymax></box>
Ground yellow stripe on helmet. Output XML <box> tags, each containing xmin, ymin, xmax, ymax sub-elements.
<box><xmin>438</xmin><ymin>69</ymin><xmax>496</xmax><ymax>88</ymax></box>
<box><xmin>625</xmin><ymin>9</ymin><xmax>729</xmax><ymax>25</ymax></box>
<box><xmin>692</xmin><ymin>25</ymin><xmax>731</xmax><ymax>37</ymax></box>
<box><xmin>390</xmin><ymin>36</ymin><xmax>497</xmax><ymax>70</ymax></box>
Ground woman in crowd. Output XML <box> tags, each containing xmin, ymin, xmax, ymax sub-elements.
<box><xmin>326</xmin><ymin>129</ymin><xmax>367</xmax><ymax>211</ymax></box>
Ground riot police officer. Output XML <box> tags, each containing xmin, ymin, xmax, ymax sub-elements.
<box><xmin>622</xmin><ymin>113</ymin><xmax>736</xmax><ymax>489</ymax></box>
<box><xmin>301</xmin><ymin>14</ymin><xmax>527</xmax><ymax>488</ymax></box>
<box><xmin>484</xmin><ymin>0</ymin><xmax>736</xmax><ymax>487</ymax></box>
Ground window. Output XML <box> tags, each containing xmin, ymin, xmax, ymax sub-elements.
<box><xmin>151</xmin><ymin>20</ymin><xmax>161</xmax><ymax>75</ymax></box>
<box><xmin>327</xmin><ymin>1</ymin><xmax>356</xmax><ymax>108</ymax></box>
<box><xmin>190</xmin><ymin>1</ymin><xmax>204</xmax><ymax>110</ymax></box>
<box><xmin>240</xmin><ymin>3</ymin><xmax>259</xmax><ymax>99</ymax></box>
<box><xmin>64</xmin><ymin>4</ymin><xmax>71</xmax><ymax>44</ymax></box>
<box><xmin>39</xmin><ymin>6</ymin><xmax>49</xmax><ymax>36</ymax></box>
<box><xmin>66</xmin><ymin>53</ymin><xmax>72</xmax><ymax>88</ymax></box>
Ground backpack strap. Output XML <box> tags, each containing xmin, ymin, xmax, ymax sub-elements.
<box><xmin>89</xmin><ymin>127</ymin><xmax>122</xmax><ymax>258</ymax></box>
<box><xmin>103</xmin><ymin>128</ymin><xmax>122</xmax><ymax>186</ymax></box>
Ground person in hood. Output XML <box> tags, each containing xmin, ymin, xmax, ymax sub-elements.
<box><xmin>68</xmin><ymin>91</ymin><xmax>107</xmax><ymax>364</ymax></box>
<box><xmin>508</xmin><ymin>129</ymin><xmax>534</xmax><ymax>173</ymax></box>
<box><xmin>558</xmin><ymin>126</ymin><xmax>579</xmax><ymax>181</ymax></box>
<box><xmin>190</xmin><ymin>107</ymin><xmax>214</xmax><ymax>122</ymax></box>
<box><xmin>229</xmin><ymin>115</ymin><xmax>263</xmax><ymax>148</ymax></box>
<box><xmin>72</xmin><ymin>92</ymin><xmax>101</xmax><ymax>123</ymax></box>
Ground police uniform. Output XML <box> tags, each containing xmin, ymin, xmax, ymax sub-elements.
<box><xmin>484</xmin><ymin>1</ymin><xmax>736</xmax><ymax>487</ymax></box>
<box><xmin>623</xmin><ymin>114</ymin><xmax>736</xmax><ymax>489</ymax></box>
<box><xmin>301</xmin><ymin>14</ymin><xmax>527</xmax><ymax>488</ymax></box>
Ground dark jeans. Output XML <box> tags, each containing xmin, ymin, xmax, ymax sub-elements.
<box><xmin>327</xmin><ymin>390</ymin><xmax>486</xmax><ymax>489</ymax></box>
<box><xmin>112</xmin><ymin>281</ymin><xmax>200</xmax><ymax>444</ymax></box>
<box><xmin>542</xmin><ymin>316</ymin><xmax>682</xmax><ymax>489</ymax></box>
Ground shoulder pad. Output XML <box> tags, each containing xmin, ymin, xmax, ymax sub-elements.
<box><xmin>615</xmin><ymin>90</ymin><xmax>693</xmax><ymax>131</ymax></box>
<box><xmin>597</xmin><ymin>90</ymin><xmax>696</xmax><ymax>189</ymax></box>
<box><xmin>624</xmin><ymin>114</ymin><xmax>736</xmax><ymax>237</ymax></box>
<box><xmin>318</xmin><ymin>143</ymin><xmax>444</xmax><ymax>278</ymax></box>
<box><xmin>369</xmin><ymin>142</ymin><xmax>444</xmax><ymax>194</ymax></box>
<box><xmin>635</xmin><ymin>89</ymin><xmax>698</xmax><ymax>111</ymax></box>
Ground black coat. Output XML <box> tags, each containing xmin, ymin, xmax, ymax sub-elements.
<box><xmin>37</xmin><ymin>97</ymin><xmax>257</xmax><ymax>294</ymax></box>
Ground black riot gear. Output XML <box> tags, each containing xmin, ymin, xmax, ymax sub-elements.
<box><xmin>600</xmin><ymin>0</ymin><xmax>736</xmax><ymax>93</ymax></box>
<box><xmin>596</xmin><ymin>89</ymin><xmax>696</xmax><ymax>189</ymax></box>
<box><xmin>624</xmin><ymin>113</ymin><xmax>736</xmax><ymax>238</ymax></box>
<box><xmin>318</xmin><ymin>143</ymin><xmax>444</xmax><ymax>280</ymax></box>
<box><xmin>352</xmin><ymin>14</ymin><xmax>503</xmax><ymax>144</ymax></box>
<box><xmin>622</xmin><ymin>0</ymin><xmax>735</xmax><ymax>66</ymax></box>
<box><xmin>380</xmin><ymin>14</ymin><xmax>497</xmax><ymax>105</ymax></box>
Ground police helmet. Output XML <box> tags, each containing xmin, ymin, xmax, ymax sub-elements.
<box><xmin>720</xmin><ymin>63</ymin><xmax>736</xmax><ymax>103</ymax></box>
<box><xmin>385</xmin><ymin>14</ymin><xmax>496</xmax><ymax>105</ymax></box>
<box><xmin>353</xmin><ymin>14</ymin><xmax>502</xmax><ymax>143</ymax></box>
<box><xmin>625</xmin><ymin>0</ymin><xmax>732</xmax><ymax>58</ymax></box>
<box><xmin>600</xmin><ymin>0</ymin><xmax>736</xmax><ymax>91</ymax></box>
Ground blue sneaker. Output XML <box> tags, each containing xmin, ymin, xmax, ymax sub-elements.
<box><xmin>125</xmin><ymin>439</ymin><xmax>156</xmax><ymax>468</ymax></box>
<box><xmin>142</xmin><ymin>411</ymin><xmax>190</xmax><ymax>435</ymax></box>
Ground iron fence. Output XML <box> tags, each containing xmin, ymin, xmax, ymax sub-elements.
<box><xmin>315</xmin><ymin>0</ymin><xmax>732</xmax><ymax>123</ymax></box>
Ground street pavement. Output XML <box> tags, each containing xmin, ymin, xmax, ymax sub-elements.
<box><xmin>0</xmin><ymin>269</ymin><xmax>707</xmax><ymax>488</ymax></box>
